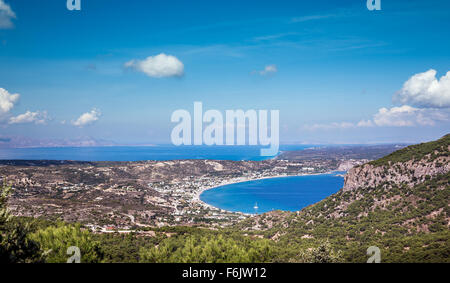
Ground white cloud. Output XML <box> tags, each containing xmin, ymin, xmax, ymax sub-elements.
<box><xmin>125</xmin><ymin>53</ymin><xmax>184</xmax><ymax>78</ymax></box>
<box><xmin>356</xmin><ymin>120</ymin><xmax>374</xmax><ymax>127</ymax></box>
<box><xmin>72</xmin><ymin>109</ymin><xmax>101</xmax><ymax>127</ymax></box>
<box><xmin>9</xmin><ymin>111</ymin><xmax>48</xmax><ymax>125</ymax></box>
<box><xmin>371</xmin><ymin>105</ymin><xmax>421</xmax><ymax>127</ymax></box>
<box><xmin>1</xmin><ymin>89</ymin><xmax>49</xmax><ymax>126</ymax></box>
<box><xmin>305</xmin><ymin>68</ymin><xmax>450</xmax><ymax>131</ymax></box>
<box><xmin>0</xmin><ymin>87</ymin><xmax>19</xmax><ymax>116</ymax></box>
<box><xmin>0</xmin><ymin>0</ymin><xmax>16</xmax><ymax>29</ymax></box>
<box><xmin>359</xmin><ymin>105</ymin><xmax>448</xmax><ymax>127</ymax></box>
<box><xmin>305</xmin><ymin>106</ymin><xmax>448</xmax><ymax>130</ymax></box>
<box><xmin>253</xmin><ymin>64</ymin><xmax>278</xmax><ymax>76</ymax></box>
<box><xmin>394</xmin><ymin>69</ymin><xmax>450</xmax><ymax>108</ymax></box>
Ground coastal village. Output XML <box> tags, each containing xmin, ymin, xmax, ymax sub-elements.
<box><xmin>0</xmin><ymin>145</ymin><xmax>397</xmax><ymax>233</ymax></box>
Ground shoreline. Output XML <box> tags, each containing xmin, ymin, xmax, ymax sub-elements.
<box><xmin>194</xmin><ymin>171</ymin><xmax>339</xmax><ymax>215</ymax></box>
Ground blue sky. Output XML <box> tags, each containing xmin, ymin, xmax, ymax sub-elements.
<box><xmin>0</xmin><ymin>0</ymin><xmax>449</xmax><ymax>145</ymax></box>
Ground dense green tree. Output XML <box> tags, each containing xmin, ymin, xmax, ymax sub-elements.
<box><xmin>30</xmin><ymin>223</ymin><xmax>103</xmax><ymax>263</ymax></box>
<box><xmin>0</xmin><ymin>183</ymin><xmax>42</xmax><ymax>263</ymax></box>
<box><xmin>139</xmin><ymin>234</ymin><xmax>273</xmax><ymax>263</ymax></box>
<box><xmin>294</xmin><ymin>241</ymin><xmax>343</xmax><ymax>263</ymax></box>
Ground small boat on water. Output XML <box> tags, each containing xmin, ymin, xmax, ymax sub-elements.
<box><xmin>253</xmin><ymin>202</ymin><xmax>259</xmax><ymax>210</ymax></box>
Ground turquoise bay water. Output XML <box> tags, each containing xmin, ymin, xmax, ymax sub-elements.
<box><xmin>200</xmin><ymin>174</ymin><xmax>344</xmax><ymax>214</ymax></box>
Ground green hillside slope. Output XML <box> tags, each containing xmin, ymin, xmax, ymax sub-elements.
<box><xmin>369</xmin><ymin>134</ymin><xmax>449</xmax><ymax>166</ymax></box>
<box><xmin>237</xmin><ymin>134</ymin><xmax>450</xmax><ymax>262</ymax></box>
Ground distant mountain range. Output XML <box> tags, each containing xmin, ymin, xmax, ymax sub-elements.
<box><xmin>0</xmin><ymin>136</ymin><xmax>117</xmax><ymax>148</ymax></box>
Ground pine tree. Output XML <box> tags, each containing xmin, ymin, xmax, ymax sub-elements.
<box><xmin>30</xmin><ymin>223</ymin><xmax>103</xmax><ymax>263</ymax></box>
<box><xmin>0</xmin><ymin>182</ymin><xmax>42</xmax><ymax>263</ymax></box>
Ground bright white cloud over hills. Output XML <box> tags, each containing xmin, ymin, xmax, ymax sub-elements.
<box><xmin>360</xmin><ymin>106</ymin><xmax>448</xmax><ymax>127</ymax></box>
<box><xmin>9</xmin><ymin>111</ymin><xmax>48</xmax><ymax>125</ymax></box>
<box><xmin>394</xmin><ymin>69</ymin><xmax>450</xmax><ymax>108</ymax></box>
<box><xmin>1</xmin><ymin>88</ymin><xmax>50</xmax><ymax>125</ymax></box>
<box><xmin>305</xmin><ymin>69</ymin><xmax>450</xmax><ymax>130</ymax></box>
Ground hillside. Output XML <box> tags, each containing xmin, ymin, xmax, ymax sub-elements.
<box><xmin>236</xmin><ymin>134</ymin><xmax>450</xmax><ymax>262</ymax></box>
<box><xmin>2</xmin><ymin>135</ymin><xmax>449</xmax><ymax>263</ymax></box>
<box><xmin>369</xmin><ymin>134</ymin><xmax>450</xmax><ymax>167</ymax></box>
<box><xmin>344</xmin><ymin>134</ymin><xmax>449</xmax><ymax>192</ymax></box>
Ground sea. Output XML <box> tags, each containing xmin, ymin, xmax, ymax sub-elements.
<box><xmin>200</xmin><ymin>174</ymin><xmax>344</xmax><ymax>214</ymax></box>
<box><xmin>0</xmin><ymin>145</ymin><xmax>311</xmax><ymax>161</ymax></box>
